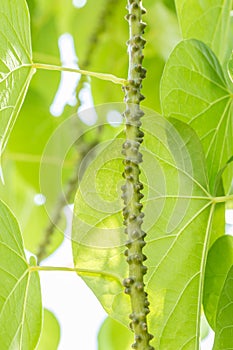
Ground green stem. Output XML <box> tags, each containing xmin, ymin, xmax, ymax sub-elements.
<box><xmin>122</xmin><ymin>1</ymin><xmax>154</xmax><ymax>349</ymax></box>
<box><xmin>212</xmin><ymin>194</ymin><xmax>233</xmax><ymax>203</ymax></box>
<box><xmin>32</xmin><ymin>63</ymin><xmax>126</xmax><ymax>85</ymax></box>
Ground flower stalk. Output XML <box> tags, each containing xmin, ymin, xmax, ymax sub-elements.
<box><xmin>122</xmin><ymin>0</ymin><xmax>154</xmax><ymax>349</ymax></box>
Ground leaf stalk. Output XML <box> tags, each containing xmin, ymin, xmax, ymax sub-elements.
<box><xmin>32</xmin><ymin>63</ymin><xmax>126</xmax><ymax>85</ymax></box>
<box><xmin>29</xmin><ymin>265</ymin><xmax>122</xmax><ymax>283</ymax></box>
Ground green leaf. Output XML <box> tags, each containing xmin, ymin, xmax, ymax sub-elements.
<box><xmin>161</xmin><ymin>39</ymin><xmax>233</xmax><ymax>193</ymax></box>
<box><xmin>72</xmin><ymin>110</ymin><xmax>220</xmax><ymax>349</ymax></box>
<box><xmin>0</xmin><ymin>200</ymin><xmax>42</xmax><ymax>349</ymax></box>
<box><xmin>0</xmin><ymin>0</ymin><xmax>34</xmax><ymax>155</ymax></box>
<box><xmin>203</xmin><ymin>235</ymin><xmax>233</xmax><ymax>330</ymax></box>
<box><xmin>98</xmin><ymin>317</ymin><xmax>133</xmax><ymax>350</ymax></box>
<box><xmin>228</xmin><ymin>51</ymin><xmax>233</xmax><ymax>83</ymax></box>
<box><xmin>37</xmin><ymin>309</ymin><xmax>60</xmax><ymax>350</ymax></box>
<box><xmin>175</xmin><ymin>0</ymin><xmax>232</xmax><ymax>62</ymax></box>
<box><xmin>0</xmin><ymin>161</ymin><xmax>63</xmax><ymax>258</ymax></box>
<box><xmin>213</xmin><ymin>265</ymin><xmax>233</xmax><ymax>349</ymax></box>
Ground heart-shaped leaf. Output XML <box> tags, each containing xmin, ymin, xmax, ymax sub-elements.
<box><xmin>72</xmin><ymin>110</ymin><xmax>223</xmax><ymax>349</ymax></box>
<box><xmin>161</xmin><ymin>39</ymin><xmax>233</xmax><ymax>193</ymax></box>
<box><xmin>0</xmin><ymin>0</ymin><xmax>34</xmax><ymax>155</ymax></box>
<box><xmin>0</xmin><ymin>200</ymin><xmax>42</xmax><ymax>349</ymax></box>
<box><xmin>175</xmin><ymin>0</ymin><xmax>232</xmax><ymax>63</ymax></box>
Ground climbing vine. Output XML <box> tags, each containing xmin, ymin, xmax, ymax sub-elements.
<box><xmin>0</xmin><ymin>1</ymin><xmax>233</xmax><ymax>349</ymax></box>
<box><xmin>121</xmin><ymin>1</ymin><xmax>154</xmax><ymax>349</ymax></box>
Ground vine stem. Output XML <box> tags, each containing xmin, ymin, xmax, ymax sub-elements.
<box><xmin>121</xmin><ymin>1</ymin><xmax>154</xmax><ymax>349</ymax></box>
<box><xmin>31</xmin><ymin>63</ymin><xmax>126</xmax><ymax>85</ymax></box>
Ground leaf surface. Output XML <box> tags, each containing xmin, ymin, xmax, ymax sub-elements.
<box><xmin>161</xmin><ymin>39</ymin><xmax>233</xmax><ymax>192</ymax></box>
<box><xmin>72</xmin><ymin>110</ymin><xmax>220</xmax><ymax>349</ymax></box>
<box><xmin>0</xmin><ymin>200</ymin><xmax>42</xmax><ymax>349</ymax></box>
<box><xmin>175</xmin><ymin>0</ymin><xmax>232</xmax><ymax>63</ymax></box>
<box><xmin>0</xmin><ymin>0</ymin><xmax>34</xmax><ymax>155</ymax></box>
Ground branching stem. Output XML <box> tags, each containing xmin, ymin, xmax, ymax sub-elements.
<box><xmin>121</xmin><ymin>1</ymin><xmax>154</xmax><ymax>349</ymax></box>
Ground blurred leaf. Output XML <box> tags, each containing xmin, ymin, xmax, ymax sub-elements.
<box><xmin>142</xmin><ymin>1</ymin><xmax>180</xmax><ymax>111</ymax></box>
<box><xmin>89</xmin><ymin>1</ymin><xmax>180</xmax><ymax>112</ymax></box>
<box><xmin>146</xmin><ymin>1</ymin><xmax>180</xmax><ymax>61</ymax></box>
<box><xmin>0</xmin><ymin>0</ymin><xmax>34</xmax><ymax>156</ymax></box>
<box><xmin>203</xmin><ymin>235</ymin><xmax>233</xmax><ymax>330</ymax></box>
<box><xmin>98</xmin><ymin>317</ymin><xmax>133</xmax><ymax>350</ymax></box>
<box><xmin>161</xmin><ymin>39</ymin><xmax>233</xmax><ymax>193</ymax></box>
<box><xmin>162</xmin><ymin>0</ymin><xmax>176</xmax><ymax>12</ymax></box>
<box><xmin>72</xmin><ymin>111</ymin><xmax>223</xmax><ymax>348</ymax></box>
<box><xmin>175</xmin><ymin>0</ymin><xmax>232</xmax><ymax>63</ymax></box>
<box><xmin>0</xmin><ymin>200</ymin><xmax>42</xmax><ymax>349</ymax></box>
<box><xmin>6</xmin><ymin>89</ymin><xmax>76</xmax><ymax>191</ymax></box>
<box><xmin>0</xmin><ymin>160</ymin><xmax>63</xmax><ymax>257</ymax></box>
<box><xmin>213</xmin><ymin>265</ymin><xmax>233</xmax><ymax>349</ymax></box>
<box><xmin>87</xmin><ymin>1</ymin><xmax>127</xmax><ymax>106</ymax></box>
<box><xmin>37</xmin><ymin>309</ymin><xmax>60</xmax><ymax>350</ymax></box>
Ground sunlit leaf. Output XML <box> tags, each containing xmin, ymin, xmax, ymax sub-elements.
<box><xmin>72</xmin><ymin>110</ymin><xmax>221</xmax><ymax>348</ymax></box>
<box><xmin>37</xmin><ymin>309</ymin><xmax>60</xmax><ymax>350</ymax></box>
<box><xmin>0</xmin><ymin>0</ymin><xmax>34</xmax><ymax>155</ymax></box>
<box><xmin>161</xmin><ymin>39</ymin><xmax>233</xmax><ymax>193</ymax></box>
<box><xmin>175</xmin><ymin>0</ymin><xmax>232</xmax><ymax>63</ymax></box>
<box><xmin>203</xmin><ymin>235</ymin><xmax>233</xmax><ymax>330</ymax></box>
<box><xmin>0</xmin><ymin>200</ymin><xmax>42</xmax><ymax>349</ymax></box>
<box><xmin>213</xmin><ymin>265</ymin><xmax>233</xmax><ymax>349</ymax></box>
